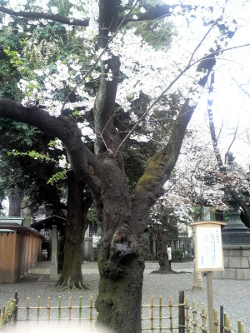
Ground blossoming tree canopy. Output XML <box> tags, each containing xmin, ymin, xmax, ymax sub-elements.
<box><xmin>0</xmin><ymin>0</ymin><xmax>250</xmax><ymax>332</ymax></box>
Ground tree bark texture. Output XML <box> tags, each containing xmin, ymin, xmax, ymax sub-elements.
<box><xmin>56</xmin><ymin>171</ymin><xmax>91</xmax><ymax>290</ymax></box>
<box><xmin>158</xmin><ymin>227</ymin><xmax>170</xmax><ymax>272</ymax></box>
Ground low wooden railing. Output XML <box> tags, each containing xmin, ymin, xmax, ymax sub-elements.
<box><xmin>0</xmin><ymin>291</ymin><xmax>244</xmax><ymax>333</ymax></box>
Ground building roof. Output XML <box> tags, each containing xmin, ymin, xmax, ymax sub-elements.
<box><xmin>0</xmin><ymin>223</ymin><xmax>42</xmax><ymax>237</ymax></box>
<box><xmin>0</xmin><ymin>216</ymin><xmax>24</xmax><ymax>225</ymax></box>
<box><xmin>31</xmin><ymin>215</ymin><xmax>66</xmax><ymax>230</ymax></box>
<box><xmin>0</xmin><ymin>229</ymin><xmax>14</xmax><ymax>233</ymax></box>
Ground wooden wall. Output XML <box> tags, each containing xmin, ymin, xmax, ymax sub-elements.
<box><xmin>0</xmin><ymin>229</ymin><xmax>42</xmax><ymax>283</ymax></box>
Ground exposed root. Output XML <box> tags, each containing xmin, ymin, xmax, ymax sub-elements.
<box><xmin>150</xmin><ymin>270</ymin><xmax>191</xmax><ymax>275</ymax></box>
<box><xmin>54</xmin><ymin>275</ymin><xmax>91</xmax><ymax>291</ymax></box>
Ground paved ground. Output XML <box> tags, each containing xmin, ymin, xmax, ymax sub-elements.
<box><xmin>0</xmin><ymin>261</ymin><xmax>249</xmax><ymax>332</ymax></box>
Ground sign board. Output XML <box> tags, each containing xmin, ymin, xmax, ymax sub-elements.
<box><xmin>191</xmin><ymin>221</ymin><xmax>226</xmax><ymax>272</ymax></box>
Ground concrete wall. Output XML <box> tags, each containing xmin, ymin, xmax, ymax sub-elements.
<box><xmin>83</xmin><ymin>237</ymin><xmax>95</xmax><ymax>261</ymax></box>
<box><xmin>213</xmin><ymin>245</ymin><xmax>250</xmax><ymax>280</ymax></box>
<box><xmin>0</xmin><ymin>229</ymin><xmax>42</xmax><ymax>283</ymax></box>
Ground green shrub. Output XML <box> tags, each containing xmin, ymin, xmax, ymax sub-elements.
<box><xmin>141</xmin><ymin>233</ymin><xmax>152</xmax><ymax>261</ymax></box>
<box><xmin>172</xmin><ymin>248</ymin><xmax>184</xmax><ymax>262</ymax></box>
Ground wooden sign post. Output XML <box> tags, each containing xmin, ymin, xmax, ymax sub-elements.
<box><xmin>191</xmin><ymin>221</ymin><xmax>226</xmax><ymax>333</ymax></box>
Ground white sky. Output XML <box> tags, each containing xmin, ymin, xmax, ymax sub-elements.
<box><xmin>167</xmin><ymin>0</ymin><xmax>250</xmax><ymax>169</ymax></box>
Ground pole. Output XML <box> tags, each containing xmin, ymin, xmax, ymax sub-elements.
<box><xmin>179</xmin><ymin>291</ymin><xmax>185</xmax><ymax>333</ymax></box>
<box><xmin>207</xmin><ymin>271</ymin><xmax>214</xmax><ymax>333</ymax></box>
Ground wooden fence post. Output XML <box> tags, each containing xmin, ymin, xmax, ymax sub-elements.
<box><xmin>238</xmin><ymin>320</ymin><xmax>241</xmax><ymax>333</ymax></box>
<box><xmin>185</xmin><ymin>297</ymin><xmax>189</xmax><ymax>333</ymax></box>
<box><xmin>169</xmin><ymin>296</ymin><xmax>173</xmax><ymax>333</ymax></box>
<box><xmin>26</xmin><ymin>297</ymin><xmax>29</xmax><ymax>321</ymax></box>
<box><xmin>79</xmin><ymin>296</ymin><xmax>82</xmax><ymax>319</ymax></box>
<box><xmin>151</xmin><ymin>296</ymin><xmax>154</xmax><ymax>333</ymax></box>
<box><xmin>37</xmin><ymin>296</ymin><xmax>40</xmax><ymax>319</ymax></box>
<box><xmin>224</xmin><ymin>313</ymin><xmax>227</xmax><ymax>333</ymax></box>
<box><xmin>90</xmin><ymin>296</ymin><xmax>93</xmax><ymax>330</ymax></box>
<box><xmin>226</xmin><ymin>317</ymin><xmax>230</xmax><ymax>333</ymax></box>
<box><xmin>220</xmin><ymin>306</ymin><xmax>223</xmax><ymax>333</ymax></box>
<box><xmin>159</xmin><ymin>296</ymin><xmax>162</xmax><ymax>331</ymax></box>
<box><xmin>2</xmin><ymin>307</ymin><xmax>6</xmax><ymax>323</ymax></box>
<box><xmin>47</xmin><ymin>297</ymin><xmax>50</xmax><ymax>320</ymax></box>
<box><xmin>202</xmin><ymin>304</ymin><xmax>207</xmax><ymax>333</ymax></box>
<box><xmin>58</xmin><ymin>296</ymin><xmax>61</xmax><ymax>319</ymax></box>
<box><xmin>179</xmin><ymin>291</ymin><xmax>185</xmax><ymax>333</ymax></box>
<box><xmin>9</xmin><ymin>300</ymin><xmax>14</xmax><ymax>323</ymax></box>
<box><xmin>214</xmin><ymin>309</ymin><xmax>218</xmax><ymax>333</ymax></box>
<box><xmin>193</xmin><ymin>300</ymin><xmax>197</xmax><ymax>333</ymax></box>
<box><xmin>14</xmin><ymin>291</ymin><xmax>18</xmax><ymax>323</ymax></box>
<box><xmin>69</xmin><ymin>297</ymin><xmax>72</xmax><ymax>320</ymax></box>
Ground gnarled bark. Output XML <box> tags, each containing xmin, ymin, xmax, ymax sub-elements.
<box><xmin>96</xmin><ymin>228</ymin><xmax>144</xmax><ymax>333</ymax></box>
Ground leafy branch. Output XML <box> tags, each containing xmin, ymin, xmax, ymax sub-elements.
<box><xmin>8</xmin><ymin>149</ymin><xmax>57</xmax><ymax>163</ymax></box>
<box><xmin>47</xmin><ymin>170</ymin><xmax>67</xmax><ymax>184</ymax></box>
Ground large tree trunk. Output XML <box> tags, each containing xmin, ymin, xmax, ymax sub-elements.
<box><xmin>158</xmin><ymin>227</ymin><xmax>170</xmax><ymax>272</ymax></box>
<box><xmin>94</xmin><ymin>162</ymin><xmax>145</xmax><ymax>333</ymax></box>
<box><xmin>96</xmin><ymin>243</ymin><xmax>144</xmax><ymax>333</ymax></box>
<box><xmin>8</xmin><ymin>187</ymin><xmax>22</xmax><ymax>216</ymax></box>
<box><xmin>56</xmin><ymin>171</ymin><xmax>91</xmax><ymax>290</ymax></box>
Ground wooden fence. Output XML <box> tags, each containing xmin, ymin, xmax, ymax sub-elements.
<box><xmin>0</xmin><ymin>228</ymin><xmax>42</xmax><ymax>283</ymax></box>
<box><xmin>0</xmin><ymin>291</ymin><xmax>245</xmax><ymax>333</ymax></box>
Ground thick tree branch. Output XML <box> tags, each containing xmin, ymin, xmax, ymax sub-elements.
<box><xmin>120</xmin><ymin>4</ymin><xmax>214</xmax><ymax>25</ymax></box>
<box><xmin>62</xmin><ymin>1</ymin><xmax>137</xmax><ymax>112</ymax></box>
<box><xmin>121</xmin><ymin>4</ymin><xmax>171</xmax><ymax>24</ymax></box>
<box><xmin>0</xmin><ymin>6</ymin><xmax>89</xmax><ymax>27</ymax></box>
<box><xmin>0</xmin><ymin>98</ymin><xmax>103</xmax><ymax>192</ymax></box>
<box><xmin>131</xmin><ymin>98</ymin><xmax>195</xmax><ymax>236</ymax></box>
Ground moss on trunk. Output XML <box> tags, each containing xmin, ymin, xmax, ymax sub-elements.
<box><xmin>96</xmin><ymin>237</ymin><xmax>145</xmax><ymax>333</ymax></box>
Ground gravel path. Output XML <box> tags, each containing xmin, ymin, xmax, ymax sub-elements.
<box><xmin>0</xmin><ymin>261</ymin><xmax>249</xmax><ymax>332</ymax></box>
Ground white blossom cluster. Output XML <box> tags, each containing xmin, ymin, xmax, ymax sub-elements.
<box><xmin>0</xmin><ymin>0</ymin><xmax>249</xmax><ymax>168</ymax></box>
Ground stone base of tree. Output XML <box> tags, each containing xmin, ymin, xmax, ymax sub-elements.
<box><xmin>192</xmin><ymin>286</ymin><xmax>203</xmax><ymax>290</ymax></box>
<box><xmin>213</xmin><ymin>245</ymin><xmax>250</xmax><ymax>280</ymax></box>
